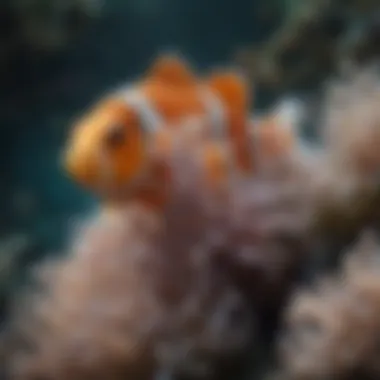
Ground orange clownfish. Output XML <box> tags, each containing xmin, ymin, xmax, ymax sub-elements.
<box><xmin>63</xmin><ymin>54</ymin><xmax>254</xmax><ymax>208</ymax></box>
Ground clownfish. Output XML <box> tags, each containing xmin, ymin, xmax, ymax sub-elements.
<box><xmin>63</xmin><ymin>54</ymin><xmax>254</xmax><ymax>208</ymax></box>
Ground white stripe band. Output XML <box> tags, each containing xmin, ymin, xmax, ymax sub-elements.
<box><xmin>112</xmin><ymin>83</ymin><xmax>243</xmax><ymax>190</ymax></box>
<box><xmin>117</xmin><ymin>85</ymin><xmax>229</xmax><ymax>142</ymax></box>
<box><xmin>199</xmin><ymin>87</ymin><xmax>228</xmax><ymax>141</ymax></box>
<box><xmin>118</xmin><ymin>87</ymin><xmax>164</xmax><ymax>134</ymax></box>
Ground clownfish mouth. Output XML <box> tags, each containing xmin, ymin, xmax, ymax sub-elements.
<box><xmin>63</xmin><ymin>144</ymin><xmax>114</xmax><ymax>194</ymax></box>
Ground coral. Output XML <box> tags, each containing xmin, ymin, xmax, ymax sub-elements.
<box><xmin>277</xmin><ymin>230</ymin><xmax>380</xmax><ymax>380</ymax></box>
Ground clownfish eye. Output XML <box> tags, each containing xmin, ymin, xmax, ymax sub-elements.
<box><xmin>104</xmin><ymin>123</ymin><xmax>126</xmax><ymax>149</ymax></box>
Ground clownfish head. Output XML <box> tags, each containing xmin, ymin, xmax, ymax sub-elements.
<box><xmin>64</xmin><ymin>96</ymin><xmax>147</xmax><ymax>195</ymax></box>
<box><xmin>63</xmin><ymin>54</ymin><xmax>198</xmax><ymax>196</ymax></box>
<box><xmin>63</xmin><ymin>53</ymin><xmax>252</xmax><ymax>200</ymax></box>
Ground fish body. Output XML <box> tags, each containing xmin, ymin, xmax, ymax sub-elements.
<box><xmin>64</xmin><ymin>54</ymin><xmax>255</xmax><ymax>208</ymax></box>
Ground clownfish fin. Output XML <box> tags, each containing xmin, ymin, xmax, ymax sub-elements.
<box><xmin>206</xmin><ymin>70</ymin><xmax>254</xmax><ymax>173</ymax></box>
<box><xmin>206</xmin><ymin>70</ymin><xmax>250</xmax><ymax>113</ymax></box>
<box><xmin>147</xmin><ymin>53</ymin><xmax>196</xmax><ymax>87</ymax></box>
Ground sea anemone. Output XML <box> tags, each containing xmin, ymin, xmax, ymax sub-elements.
<box><xmin>277</xmin><ymin>230</ymin><xmax>380</xmax><ymax>380</ymax></box>
<box><xmin>4</xmin><ymin>126</ymin><xmax>255</xmax><ymax>380</ymax></box>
